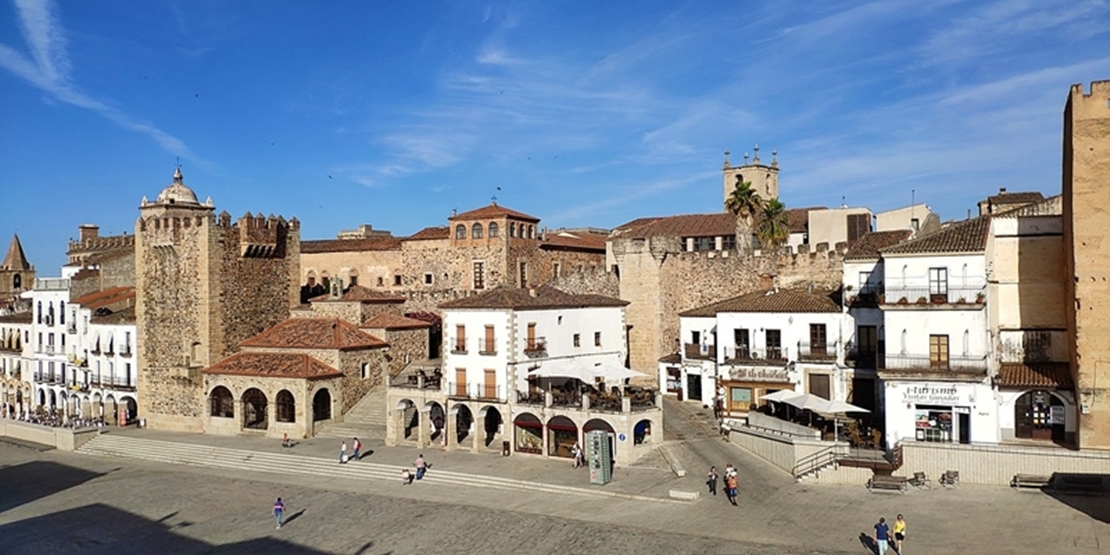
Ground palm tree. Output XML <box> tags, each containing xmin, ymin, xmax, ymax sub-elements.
<box><xmin>757</xmin><ymin>198</ymin><xmax>790</xmax><ymax>252</ymax></box>
<box><xmin>725</xmin><ymin>178</ymin><xmax>763</xmax><ymax>255</ymax></box>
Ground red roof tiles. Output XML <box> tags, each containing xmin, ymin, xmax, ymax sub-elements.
<box><xmin>72</xmin><ymin>286</ymin><xmax>136</xmax><ymax>310</ymax></box>
<box><xmin>540</xmin><ymin>232</ymin><xmax>606</xmax><ymax>252</ymax></box>
<box><xmin>997</xmin><ymin>362</ymin><xmax>1073</xmax><ymax>389</ymax></box>
<box><xmin>680</xmin><ymin>288</ymin><xmax>841</xmax><ymax>317</ymax></box>
<box><xmin>203</xmin><ymin>352</ymin><xmax>343</xmax><ymax>380</ymax></box>
<box><xmin>309</xmin><ymin>285</ymin><xmax>406</xmax><ymax>304</ymax></box>
<box><xmin>450</xmin><ymin>203</ymin><xmax>540</xmax><ymax>223</ymax></box>
<box><xmin>404</xmin><ymin>226</ymin><xmax>450</xmax><ymax>241</ymax></box>
<box><xmin>844</xmin><ymin>230</ymin><xmax>913</xmax><ymax>261</ymax></box>
<box><xmin>617</xmin><ymin>208</ymin><xmax>822</xmax><ymax>239</ymax></box>
<box><xmin>240</xmin><ymin>318</ymin><xmax>387</xmax><ymax>350</ymax></box>
<box><xmin>301</xmin><ymin>237</ymin><xmax>401</xmax><ymax>254</ymax></box>
<box><xmin>881</xmin><ymin>215</ymin><xmax>992</xmax><ymax>255</ymax></box>
<box><xmin>439</xmin><ymin>285</ymin><xmax>627</xmax><ymax>310</ymax></box>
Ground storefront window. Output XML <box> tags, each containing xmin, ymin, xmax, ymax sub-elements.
<box><xmin>514</xmin><ymin>416</ymin><xmax>542</xmax><ymax>454</ymax></box>
<box><xmin>547</xmin><ymin>416</ymin><xmax>578</xmax><ymax>458</ymax></box>
<box><xmin>729</xmin><ymin>387</ymin><xmax>752</xmax><ymax>410</ymax></box>
<box><xmin>666</xmin><ymin>367</ymin><xmax>681</xmax><ymax>393</ymax></box>
<box><xmin>914</xmin><ymin>405</ymin><xmax>953</xmax><ymax>442</ymax></box>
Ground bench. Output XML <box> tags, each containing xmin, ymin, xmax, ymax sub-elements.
<box><xmin>867</xmin><ymin>475</ymin><xmax>908</xmax><ymax>493</ymax></box>
<box><xmin>1056</xmin><ymin>474</ymin><xmax>1106</xmax><ymax>495</ymax></box>
<box><xmin>939</xmin><ymin>470</ymin><xmax>960</xmax><ymax>488</ymax></box>
<box><xmin>1011</xmin><ymin>473</ymin><xmax>1052</xmax><ymax>489</ymax></box>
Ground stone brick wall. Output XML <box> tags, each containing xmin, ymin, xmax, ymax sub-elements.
<box><xmin>337</xmin><ymin>348</ymin><xmax>388</xmax><ymax>413</ymax></box>
<box><xmin>365</xmin><ymin>327</ymin><xmax>430</xmax><ymax>378</ymax></box>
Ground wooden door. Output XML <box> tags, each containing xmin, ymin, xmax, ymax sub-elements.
<box><xmin>808</xmin><ymin>373</ymin><xmax>831</xmax><ymax>400</ymax></box>
<box><xmin>484</xmin><ymin>369</ymin><xmax>497</xmax><ymax>399</ymax></box>
<box><xmin>455</xmin><ymin>368</ymin><xmax>467</xmax><ymax>397</ymax></box>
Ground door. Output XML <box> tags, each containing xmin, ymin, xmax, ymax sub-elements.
<box><xmin>857</xmin><ymin>326</ymin><xmax>877</xmax><ymax>366</ymax></box>
<box><xmin>686</xmin><ymin>373</ymin><xmax>702</xmax><ymax>401</ymax></box>
<box><xmin>958</xmin><ymin>411</ymin><xmax>970</xmax><ymax>444</ymax></box>
<box><xmin>455</xmin><ymin>368</ymin><xmax>467</xmax><ymax>397</ymax></box>
<box><xmin>484</xmin><ymin>369</ymin><xmax>497</xmax><ymax>399</ymax></box>
<box><xmin>808</xmin><ymin>373</ymin><xmax>831</xmax><ymax>400</ymax></box>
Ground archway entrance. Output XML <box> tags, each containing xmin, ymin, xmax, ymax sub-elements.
<box><xmin>426</xmin><ymin>402</ymin><xmax>445</xmax><ymax>444</ymax></box>
<box><xmin>480</xmin><ymin>406</ymin><xmax>503</xmax><ymax>447</ymax></box>
<box><xmin>453</xmin><ymin>404</ymin><xmax>473</xmax><ymax>445</ymax></box>
<box><xmin>584</xmin><ymin>418</ymin><xmax>615</xmax><ymax>458</ymax></box>
<box><xmin>513</xmin><ymin>413</ymin><xmax>542</xmax><ymax>454</ymax></box>
<box><xmin>397</xmin><ymin>399</ymin><xmax>417</xmax><ymax>440</ymax></box>
<box><xmin>242</xmin><ymin>388</ymin><xmax>268</xmax><ymax>430</ymax></box>
<box><xmin>312</xmin><ymin>389</ymin><xmax>331</xmax><ymax>422</ymax></box>
<box><xmin>1015</xmin><ymin>390</ymin><xmax>1065</xmax><ymax>443</ymax></box>
<box><xmin>547</xmin><ymin>416</ymin><xmax>578</xmax><ymax>458</ymax></box>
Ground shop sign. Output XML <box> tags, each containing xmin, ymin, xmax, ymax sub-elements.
<box><xmin>728</xmin><ymin>367</ymin><xmax>790</xmax><ymax>382</ymax></box>
<box><xmin>617</xmin><ymin>433</ymin><xmax>627</xmax><ymax>443</ymax></box>
<box><xmin>900</xmin><ymin>383</ymin><xmax>974</xmax><ymax>405</ymax></box>
<box><xmin>1050</xmin><ymin>405</ymin><xmax>1064</xmax><ymax>425</ymax></box>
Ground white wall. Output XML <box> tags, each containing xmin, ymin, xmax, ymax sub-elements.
<box><xmin>883</xmin><ymin>380</ymin><xmax>998</xmax><ymax>445</ymax></box>
<box><xmin>882</xmin><ymin>307</ymin><xmax>989</xmax><ymax>360</ymax></box>
<box><xmin>883</xmin><ymin>253</ymin><xmax>986</xmax><ymax>303</ymax></box>
<box><xmin>443</xmin><ymin>309</ymin><xmax>512</xmax><ymax>400</ymax></box>
<box><xmin>716</xmin><ymin>311</ymin><xmax>849</xmax><ymax>363</ymax></box>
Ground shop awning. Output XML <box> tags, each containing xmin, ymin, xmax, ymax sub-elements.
<box><xmin>996</xmin><ymin>362</ymin><xmax>1073</xmax><ymax>389</ymax></box>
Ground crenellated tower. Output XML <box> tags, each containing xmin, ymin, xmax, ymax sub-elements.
<box><xmin>722</xmin><ymin>145</ymin><xmax>779</xmax><ymax>208</ymax></box>
<box><xmin>135</xmin><ymin>168</ymin><xmax>301</xmax><ymax>431</ymax></box>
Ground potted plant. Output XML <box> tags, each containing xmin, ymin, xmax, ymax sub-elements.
<box><xmin>877</xmin><ymin>293</ymin><xmax>885</xmax><ymax>304</ymax></box>
<box><xmin>956</xmin><ymin>297</ymin><xmax>967</xmax><ymax>304</ymax></box>
<box><xmin>976</xmin><ymin>292</ymin><xmax>986</xmax><ymax>304</ymax></box>
<box><xmin>916</xmin><ymin>296</ymin><xmax>928</xmax><ymax>304</ymax></box>
<box><xmin>898</xmin><ymin>296</ymin><xmax>908</xmax><ymax>305</ymax></box>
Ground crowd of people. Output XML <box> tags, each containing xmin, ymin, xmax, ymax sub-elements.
<box><xmin>2</xmin><ymin>406</ymin><xmax>109</xmax><ymax>429</ymax></box>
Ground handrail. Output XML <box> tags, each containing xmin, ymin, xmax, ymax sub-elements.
<box><xmin>792</xmin><ymin>445</ymin><xmax>841</xmax><ymax>479</ymax></box>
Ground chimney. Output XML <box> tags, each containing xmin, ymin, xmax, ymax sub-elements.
<box><xmin>78</xmin><ymin>224</ymin><xmax>99</xmax><ymax>242</ymax></box>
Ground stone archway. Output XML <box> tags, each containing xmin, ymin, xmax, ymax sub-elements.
<box><xmin>242</xmin><ymin>388</ymin><xmax>268</xmax><ymax>430</ymax></box>
<box><xmin>451</xmin><ymin>404</ymin><xmax>473</xmax><ymax>445</ymax></box>
<box><xmin>479</xmin><ymin>405</ymin><xmax>503</xmax><ymax>448</ymax></box>
<box><xmin>312</xmin><ymin>388</ymin><xmax>331</xmax><ymax>422</ymax></box>
<box><xmin>1015</xmin><ymin>390</ymin><xmax>1067</xmax><ymax>444</ymax></box>
<box><xmin>396</xmin><ymin>399</ymin><xmax>417</xmax><ymax>440</ymax></box>
<box><xmin>424</xmin><ymin>401</ymin><xmax>445</xmax><ymax>446</ymax></box>
<box><xmin>584</xmin><ymin>418</ymin><xmax>616</xmax><ymax>458</ymax></box>
<box><xmin>122</xmin><ymin>397</ymin><xmax>138</xmax><ymax>423</ymax></box>
<box><xmin>513</xmin><ymin>412</ymin><xmax>542</xmax><ymax>454</ymax></box>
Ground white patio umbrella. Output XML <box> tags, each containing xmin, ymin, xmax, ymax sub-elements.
<box><xmin>761</xmin><ymin>389</ymin><xmax>801</xmax><ymax>403</ymax></box>
<box><xmin>815</xmin><ymin>399</ymin><xmax>870</xmax><ymax>445</ymax></box>
<box><xmin>528</xmin><ymin>360</ymin><xmax>597</xmax><ymax>383</ymax></box>
<box><xmin>781</xmin><ymin>393</ymin><xmax>831</xmax><ymax>426</ymax></box>
<box><xmin>590</xmin><ymin>362</ymin><xmax>647</xmax><ymax>382</ymax></box>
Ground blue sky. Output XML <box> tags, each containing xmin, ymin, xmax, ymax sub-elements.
<box><xmin>2</xmin><ymin>0</ymin><xmax>1108</xmax><ymax>272</ymax></box>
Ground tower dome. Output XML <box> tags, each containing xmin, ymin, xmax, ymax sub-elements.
<box><xmin>156</xmin><ymin>167</ymin><xmax>200</xmax><ymax>206</ymax></box>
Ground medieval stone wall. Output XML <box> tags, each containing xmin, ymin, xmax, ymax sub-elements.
<box><xmin>366</xmin><ymin>327</ymin><xmax>429</xmax><ymax>377</ymax></box>
<box><xmin>337</xmin><ymin>348</ymin><xmax>389</xmax><ymax>413</ymax></box>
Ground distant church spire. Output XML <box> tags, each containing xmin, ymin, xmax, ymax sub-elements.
<box><xmin>1</xmin><ymin>234</ymin><xmax>32</xmax><ymax>271</ymax></box>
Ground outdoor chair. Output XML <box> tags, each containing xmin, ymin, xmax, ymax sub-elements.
<box><xmin>940</xmin><ymin>470</ymin><xmax>960</xmax><ymax>487</ymax></box>
<box><xmin>910</xmin><ymin>471</ymin><xmax>931</xmax><ymax>489</ymax></box>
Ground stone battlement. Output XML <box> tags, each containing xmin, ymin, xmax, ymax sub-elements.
<box><xmin>67</xmin><ymin>234</ymin><xmax>134</xmax><ymax>255</ymax></box>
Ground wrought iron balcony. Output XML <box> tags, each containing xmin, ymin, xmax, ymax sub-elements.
<box><xmin>797</xmin><ymin>341</ymin><xmax>837</xmax><ymax>362</ymax></box>
<box><xmin>523</xmin><ymin>338</ymin><xmax>547</xmax><ymax>358</ymax></box>
<box><xmin>478</xmin><ymin>339</ymin><xmax>497</xmax><ymax>356</ymax></box>
<box><xmin>844</xmin><ymin>346</ymin><xmax>883</xmax><ymax>369</ymax></box>
<box><xmin>447</xmin><ymin>382</ymin><xmax>502</xmax><ymax>401</ymax></box>
<box><xmin>722</xmin><ymin>345</ymin><xmax>787</xmax><ymax>365</ymax></box>
<box><xmin>882</xmin><ymin>353</ymin><xmax>988</xmax><ymax>374</ymax></box>
<box><xmin>683</xmin><ymin>342</ymin><xmax>716</xmax><ymax>361</ymax></box>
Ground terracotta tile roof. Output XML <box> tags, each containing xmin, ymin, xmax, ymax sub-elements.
<box><xmin>680</xmin><ymin>288</ymin><xmax>841</xmax><ymax>317</ymax></box>
<box><xmin>361</xmin><ymin>313</ymin><xmax>432</xmax><ymax>330</ymax></box>
<box><xmin>658</xmin><ymin>353</ymin><xmax>682</xmax><ymax>364</ymax></box>
<box><xmin>988</xmin><ymin>191</ymin><xmax>1044</xmax><ymax>205</ymax></box>
<box><xmin>91</xmin><ymin>306</ymin><xmax>135</xmax><ymax>325</ymax></box>
<box><xmin>309</xmin><ymin>285</ymin><xmax>406</xmax><ymax>304</ymax></box>
<box><xmin>301</xmin><ymin>237</ymin><xmax>401</xmax><ymax>254</ymax></box>
<box><xmin>880</xmin><ymin>215</ymin><xmax>991</xmax><ymax>255</ymax></box>
<box><xmin>240</xmin><ymin>318</ymin><xmax>388</xmax><ymax>350</ymax></box>
<box><xmin>0</xmin><ymin>312</ymin><xmax>32</xmax><ymax>324</ymax></box>
<box><xmin>2</xmin><ymin>234</ymin><xmax>31</xmax><ymax>271</ymax></box>
<box><xmin>404</xmin><ymin>226</ymin><xmax>450</xmax><ymax>241</ymax></box>
<box><xmin>612</xmin><ymin>217</ymin><xmax>665</xmax><ymax>233</ymax></box>
<box><xmin>450</xmin><ymin>203</ymin><xmax>540</xmax><ymax>223</ymax></box>
<box><xmin>203</xmin><ymin>352</ymin><xmax>343</xmax><ymax>380</ymax></box>
<box><xmin>540</xmin><ymin>232</ymin><xmax>607</xmax><ymax>252</ymax></box>
<box><xmin>439</xmin><ymin>285</ymin><xmax>628</xmax><ymax>310</ymax></box>
<box><xmin>997</xmin><ymin>362</ymin><xmax>1073</xmax><ymax>389</ymax></box>
<box><xmin>619</xmin><ymin>208</ymin><xmax>821</xmax><ymax>239</ymax></box>
<box><xmin>995</xmin><ymin>195</ymin><xmax>1062</xmax><ymax>218</ymax></box>
<box><xmin>72</xmin><ymin>286</ymin><xmax>136</xmax><ymax>310</ymax></box>
<box><xmin>844</xmin><ymin>230</ymin><xmax>914</xmax><ymax>260</ymax></box>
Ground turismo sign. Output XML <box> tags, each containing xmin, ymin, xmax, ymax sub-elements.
<box><xmin>901</xmin><ymin>384</ymin><xmax>971</xmax><ymax>405</ymax></box>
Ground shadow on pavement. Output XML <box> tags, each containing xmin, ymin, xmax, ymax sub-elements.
<box><xmin>0</xmin><ymin>460</ymin><xmax>107</xmax><ymax>513</ymax></box>
<box><xmin>857</xmin><ymin>532</ymin><xmax>878</xmax><ymax>554</ymax></box>
<box><xmin>0</xmin><ymin>504</ymin><xmax>330</xmax><ymax>555</ymax></box>
<box><xmin>1042</xmin><ymin>473</ymin><xmax>1110</xmax><ymax>524</ymax></box>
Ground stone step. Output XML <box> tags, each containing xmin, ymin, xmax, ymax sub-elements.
<box><xmin>75</xmin><ymin>434</ymin><xmax>670</xmax><ymax>503</ymax></box>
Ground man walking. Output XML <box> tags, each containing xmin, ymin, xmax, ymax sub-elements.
<box><xmin>874</xmin><ymin>516</ymin><xmax>890</xmax><ymax>555</ymax></box>
<box><xmin>706</xmin><ymin>466</ymin><xmax>718</xmax><ymax>496</ymax></box>
<box><xmin>273</xmin><ymin>497</ymin><xmax>285</xmax><ymax>529</ymax></box>
<box><xmin>339</xmin><ymin>441</ymin><xmax>348</xmax><ymax>464</ymax></box>
<box><xmin>415</xmin><ymin>454</ymin><xmax>427</xmax><ymax>480</ymax></box>
<box><xmin>352</xmin><ymin>437</ymin><xmax>361</xmax><ymax>461</ymax></box>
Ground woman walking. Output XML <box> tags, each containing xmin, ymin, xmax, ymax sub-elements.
<box><xmin>893</xmin><ymin>514</ymin><xmax>907</xmax><ymax>553</ymax></box>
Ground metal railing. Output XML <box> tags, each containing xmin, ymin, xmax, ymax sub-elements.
<box><xmin>844</xmin><ymin>346</ymin><xmax>883</xmax><ymax>368</ymax></box>
<box><xmin>797</xmin><ymin>341</ymin><xmax>837</xmax><ymax>362</ymax></box>
<box><xmin>478</xmin><ymin>339</ymin><xmax>497</xmax><ymax>356</ymax></box>
<box><xmin>683</xmin><ymin>343</ymin><xmax>716</xmax><ymax>361</ymax></box>
<box><xmin>882</xmin><ymin>353</ymin><xmax>988</xmax><ymax>372</ymax></box>
<box><xmin>447</xmin><ymin>382</ymin><xmax>502</xmax><ymax>401</ymax></box>
<box><xmin>884</xmin><ymin>285</ymin><xmax>986</xmax><ymax>306</ymax></box>
<box><xmin>523</xmin><ymin>338</ymin><xmax>547</xmax><ymax>358</ymax></box>
<box><xmin>722</xmin><ymin>345</ymin><xmax>788</xmax><ymax>364</ymax></box>
<box><xmin>449</xmin><ymin>338</ymin><xmax>467</xmax><ymax>355</ymax></box>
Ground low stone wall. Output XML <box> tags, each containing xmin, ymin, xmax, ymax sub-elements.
<box><xmin>729</xmin><ymin>425</ymin><xmax>845</xmax><ymax>475</ymax></box>
<box><xmin>747</xmin><ymin>412</ymin><xmax>821</xmax><ymax>439</ymax></box>
<box><xmin>0</xmin><ymin>420</ymin><xmax>100</xmax><ymax>451</ymax></box>
<box><xmin>900</xmin><ymin>441</ymin><xmax>1110</xmax><ymax>486</ymax></box>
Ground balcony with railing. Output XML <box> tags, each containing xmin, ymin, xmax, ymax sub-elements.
<box><xmin>722</xmin><ymin>345</ymin><xmax>788</xmax><ymax>365</ymax></box>
<box><xmin>105</xmin><ymin>375</ymin><xmax>136</xmax><ymax>391</ymax></box>
<box><xmin>881</xmin><ymin>353</ymin><xmax>988</xmax><ymax>376</ymax></box>
<box><xmin>449</xmin><ymin>338</ymin><xmax>467</xmax><ymax>355</ymax></box>
<box><xmin>844</xmin><ymin>289</ymin><xmax>881</xmax><ymax>308</ymax></box>
<box><xmin>883</xmin><ymin>279</ymin><xmax>986</xmax><ymax>308</ymax></box>
<box><xmin>844</xmin><ymin>345</ymin><xmax>884</xmax><ymax>369</ymax></box>
<box><xmin>523</xmin><ymin>337</ymin><xmax>547</xmax><ymax>358</ymax></box>
<box><xmin>515</xmin><ymin>388</ymin><xmax>660</xmax><ymax>413</ymax></box>
<box><xmin>478</xmin><ymin>339</ymin><xmax>497</xmax><ymax>356</ymax></box>
<box><xmin>448</xmin><ymin>382</ymin><xmax>503</xmax><ymax>401</ymax></box>
<box><xmin>120</xmin><ymin>345</ymin><xmax>133</xmax><ymax>358</ymax></box>
<box><xmin>683</xmin><ymin>342</ymin><xmax>716</xmax><ymax>361</ymax></box>
<box><xmin>797</xmin><ymin>341</ymin><xmax>838</xmax><ymax>362</ymax></box>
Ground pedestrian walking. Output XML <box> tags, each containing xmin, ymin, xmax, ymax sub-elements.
<box><xmin>874</xmin><ymin>516</ymin><xmax>890</xmax><ymax>555</ymax></box>
<box><xmin>725</xmin><ymin>473</ymin><xmax>738</xmax><ymax>506</ymax></box>
<box><xmin>706</xmin><ymin>466</ymin><xmax>718</xmax><ymax>496</ymax></box>
<box><xmin>272</xmin><ymin>497</ymin><xmax>285</xmax><ymax>529</ymax></box>
<box><xmin>724</xmin><ymin>462</ymin><xmax>736</xmax><ymax>479</ymax></box>
<box><xmin>893</xmin><ymin>514</ymin><xmax>907</xmax><ymax>554</ymax></box>
<box><xmin>339</xmin><ymin>441</ymin><xmax>348</xmax><ymax>464</ymax></box>
<box><xmin>401</xmin><ymin>467</ymin><xmax>413</xmax><ymax>485</ymax></box>
<box><xmin>415</xmin><ymin>454</ymin><xmax>427</xmax><ymax>480</ymax></box>
<box><xmin>571</xmin><ymin>442</ymin><xmax>583</xmax><ymax>468</ymax></box>
<box><xmin>352</xmin><ymin>437</ymin><xmax>361</xmax><ymax>461</ymax></box>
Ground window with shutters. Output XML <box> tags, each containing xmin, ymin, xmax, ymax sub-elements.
<box><xmin>846</xmin><ymin>213</ymin><xmax>870</xmax><ymax>245</ymax></box>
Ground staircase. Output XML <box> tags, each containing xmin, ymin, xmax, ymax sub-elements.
<box><xmin>315</xmin><ymin>386</ymin><xmax>387</xmax><ymax>439</ymax></box>
<box><xmin>75</xmin><ymin>433</ymin><xmax>666</xmax><ymax>503</ymax></box>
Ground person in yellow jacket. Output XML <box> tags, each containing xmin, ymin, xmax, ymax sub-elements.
<box><xmin>893</xmin><ymin>514</ymin><xmax>907</xmax><ymax>553</ymax></box>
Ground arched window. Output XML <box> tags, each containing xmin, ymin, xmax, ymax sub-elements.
<box><xmin>13</xmin><ymin>274</ymin><xmax>20</xmax><ymax>290</ymax></box>
<box><xmin>455</xmin><ymin>224</ymin><xmax>467</xmax><ymax>239</ymax></box>
<box><xmin>306</xmin><ymin>270</ymin><xmax>317</xmax><ymax>288</ymax></box>
<box><xmin>489</xmin><ymin>222</ymin><xmax>499</xmax><ymax>238</ymax></box>
<box><xmin>209</xmin><ymin>386</ymin><xmax>234</xmax><ymax>418</ymax></box>
<box><xmin>472</xmin><ymin>223</ymin><xmax>483</xmax><ymax>239</ymax></box>
<box><xmin>510</xmin><ymin>223</ymin><xmax>516</xmax><ymax>238</ymax></box>
<box><xmin>276</xmin><ymin>390</ymin><xmax>295</xmax><ymax>423</ymax></box>
<box><xmin>528</xmin><ymin>225</ymin><xmax>535</xmax><ymax>239</ymax></box>
<box><xmin>60</xmin><ymin>302</ymin><xmax>65</xmax><ymax>325</ymax></box>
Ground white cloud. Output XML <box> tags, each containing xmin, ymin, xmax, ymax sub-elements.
<box><xmin>0</xmin><ymin>0</ymin><xmax>200</xmax><ymax>162</ymax></box>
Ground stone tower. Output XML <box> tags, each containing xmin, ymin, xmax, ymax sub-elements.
<box><xmin>0</xmin><ymin>234</ymin><xmax>34</xmax><ymax>312</ymax></box>
<box><xmin>722</xmin><ymin>145</ymin><xmax>779</xmax><ymax>208</ymax></box>
<box><xmin>135</xmin><ymin>168</ymin><xmax>301</xmax><ymax>431</ymax></box>
<box><xmin>1062</xmin><ymin>80</ymin><xmax>1110</xmax><ymax>450</ymax></box>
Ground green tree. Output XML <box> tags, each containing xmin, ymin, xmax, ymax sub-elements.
<box><xmin>725</xmin><ymin>178</ymin><xmax>764</xmax><ymax>255</ymax></box>
<box><xmin>757</xmin><ymin>198</ymin><xmax>790</xmax><ymax>251</ymax></box>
